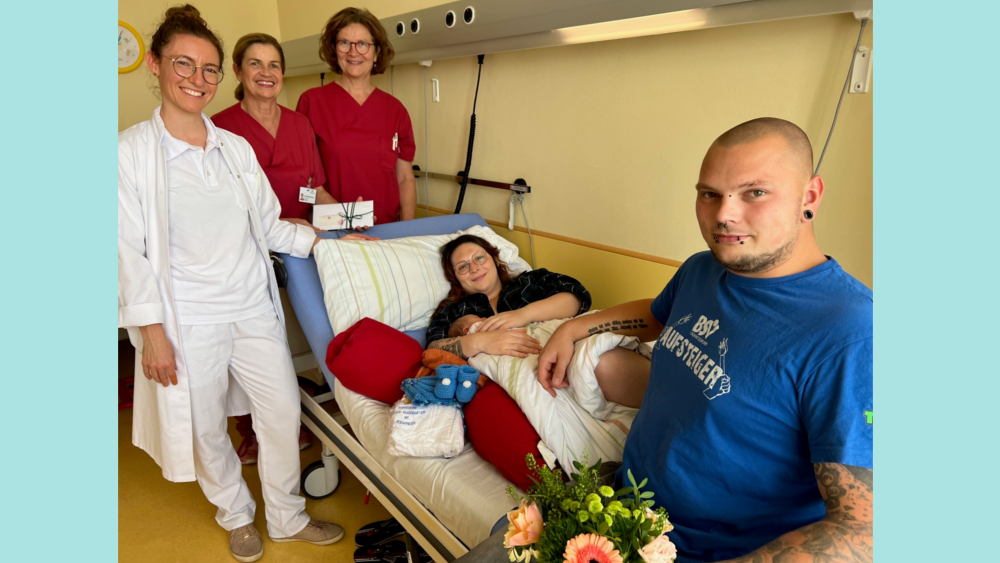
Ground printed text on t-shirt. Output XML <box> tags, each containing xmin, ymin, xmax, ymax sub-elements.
<box><xmin>657</xmin><ymin>315</ymin><xmax>732</xmax><ymax>400</ymax></box>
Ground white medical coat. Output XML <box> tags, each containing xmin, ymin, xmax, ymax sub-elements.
<box><xmin>118</xmin><ymin>107</ymin><xmax>315</xmax><ymax>482</ymax></box>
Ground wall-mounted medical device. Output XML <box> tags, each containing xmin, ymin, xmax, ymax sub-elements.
<box><xmin>281</xmin><ymin>0</ymin><xmax>873</xmax><ymax>76</ymax></box>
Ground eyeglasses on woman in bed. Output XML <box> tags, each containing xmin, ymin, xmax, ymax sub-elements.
<box><xmin>454</xmin><ymin>254</ymin><xmax>489</xmax><ymax>276</ymax></box>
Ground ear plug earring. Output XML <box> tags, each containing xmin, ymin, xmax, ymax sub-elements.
<box><xmin>803</xmin><ymin>210</ymin><xmax>814</xmax><ymax>220</ymax></box>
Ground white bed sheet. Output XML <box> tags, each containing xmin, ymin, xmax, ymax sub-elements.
<box><xmin>334</xmin><ymin>382</ymin><xmax>517</xmax><ymax>548</ymax></box>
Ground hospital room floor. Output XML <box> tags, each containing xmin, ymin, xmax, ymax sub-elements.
<box><xmin>118</xmin><ymin>366</ymin><xmax>394</xmax><ymax>562</ymax></box>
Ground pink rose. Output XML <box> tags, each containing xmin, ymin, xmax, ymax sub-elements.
<box><xmin>638</xmin><ymin>536</ymin><xmax>677</xmax><ymax>563</ymax></box>
<box><xmin>504</xmin><ymin>501</ymin><xmax>543</xmax><ymax>548</ymax></box>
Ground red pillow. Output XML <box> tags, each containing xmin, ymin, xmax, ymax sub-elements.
<box><xmin>325</xmin><ymin>318</ymin><xmax>423</xmax><ymax>404</ymax></box>
<box><xmin>464</xmin><ymin>382</ymin><xmax>543</xmax><ymax>491</ymax></box>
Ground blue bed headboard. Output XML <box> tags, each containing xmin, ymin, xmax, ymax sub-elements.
<box><xmin>277</xmin><ymin>213</ymin><xmax>490</xmax><ymax>385</ymax></box>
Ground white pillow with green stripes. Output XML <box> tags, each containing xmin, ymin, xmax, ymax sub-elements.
<box><xmin>314</xmin><ymin>233</ymin><xmax>455</xmax><ymax>335</ymax></box>
<box><xmin>314</xmin><ymin>228</ymin><xmax>531</xmax><ymax>335</ymax></box>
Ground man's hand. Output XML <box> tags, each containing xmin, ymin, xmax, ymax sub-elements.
<box><xmin>449</xmin><ymin>315</ymin><xmax>484</xmax><ymax>337</ymax></box>
<box><xmin>476</xmin><ymin>309</ymin><xmax>532</xmax><ymax>333</ymax></box>
<box><xmin>537</xmin><ymin>299</ymin><xmax>662</xmax><ymax>398</ymax></box>
<box><xmin>139</xmin><ymin>324</ymin><xmax>178</xmax><ymax>387</ymax></box>
<box><xmin>537</xmin><ymin>326</ymin><xmax>576</xmax><ymax>397</ymax></box>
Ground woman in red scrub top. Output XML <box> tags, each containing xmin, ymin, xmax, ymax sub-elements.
<box><xmin>212</xmin><ymin>33</ymin><xmax>323</xmax><ymax>464</ymax></box>
<box><xmin>296</xmin><ymin>7</ymin><xmax>417</xmax><ymax>224</ymax></box>
<box><xmin>213</xmin><ymin>33</ymin><xmax>336</xmax><ymax>227</ymax></box>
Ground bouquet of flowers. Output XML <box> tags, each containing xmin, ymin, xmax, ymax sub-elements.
<box><xmin>503</xmin><ymin>455</ymin><xmax>677</xmax><ymax>563</ymax></box>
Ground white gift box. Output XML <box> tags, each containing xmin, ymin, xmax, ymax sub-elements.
<box><xmin>313</xmin><ymin>201</ymin><xmax>375</xmax><ymax>230</ymax></box>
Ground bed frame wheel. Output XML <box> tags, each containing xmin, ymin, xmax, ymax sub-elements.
<box><xmin>301</xmin><ymin>446</ymin><xmax>342</xmax><ymax>499</ymax></box>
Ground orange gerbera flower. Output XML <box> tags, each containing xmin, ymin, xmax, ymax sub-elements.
<box><xmin>563</xmin><ymin>533</ymin><xmax>623</xmax><ymax>563</ymax></box>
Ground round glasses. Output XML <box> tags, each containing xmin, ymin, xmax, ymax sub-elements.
<box><xmin>455</xmin><ymin>254</ymin><xmax>489</xmax><ymax>276</ymax></box>
<box><xmin>335</xmin><ymin>40</ymin><xmax>373</xmax><ymax>55</ymax></box>
<box><xmin>171</xmin><ymin>56</ymin><xmax>224</xmax><ymax>85</ymax></box>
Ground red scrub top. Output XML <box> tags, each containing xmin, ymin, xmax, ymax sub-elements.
<box><xmin>296</xmin><ymin>84</ymin><xmax>416</xmax><ymax>224</ymax></box>
<box><xmin>211</xmin><ymin>104</ymin><xmax>326</xmax><ymax>220</ymax></box>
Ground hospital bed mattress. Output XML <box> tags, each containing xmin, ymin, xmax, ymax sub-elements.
<box><xmin>279</xmin><ymin>214</ymin><xmax>518</xmax><ymax>552</ymax></box>
<box><xmin>335</xmin><ymin>383</ymin><xmax>516</xmax><ymax>547</ymax></box>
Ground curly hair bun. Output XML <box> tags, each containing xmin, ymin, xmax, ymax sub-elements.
<box><xmin>164</xmin><ymin>4</ymin><xmax>203</xmax><ymax>21</ymax></box>
<box><xmin>150</xmin><ymin>4</ymin><xmax>225</xmax><ymax>64</ymax></box>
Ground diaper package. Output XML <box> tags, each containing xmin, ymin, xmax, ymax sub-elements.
<box><xmin>386</xmin><ymin>400</ymin><xmax>465</xmax><ymax>458</ymax></box>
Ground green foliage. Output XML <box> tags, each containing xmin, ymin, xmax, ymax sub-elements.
<box><xmin>535</xmin><ymin>512</ymin><xmax>583</xmax><ymax>563</ymax></box>
<box><xmin>506</xmin><ymin>454</ymin><xmax>674</xmax><ymax>563</ymax></box>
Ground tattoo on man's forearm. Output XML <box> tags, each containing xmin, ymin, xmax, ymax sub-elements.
<box><xmin>843</xmin><ymin>465</ymin><xmax>874</xmax><ymax>494</ymax></box>
<box><xmin>429</xmin><ymin>337</ymin><xmax>468</xmax><ymax>360</ymax></box>
<box><xmin>728</xmin><ymin>520</ymin><xmax>873</xmax><ymax>563</ymax></box>
<box><xmin>726</xmin><ymin>464</ymin><xmax>873</xmax><ymax>563</ymax></box>
<box><xmin>587</xmin><ymin>318</ymin><xmax>648</xmax><ymax>336</ymax></box>
<box><xmin>815</xmin><ymin>463</ymin><xmax>873</xmax><ymax>513</ymax></box>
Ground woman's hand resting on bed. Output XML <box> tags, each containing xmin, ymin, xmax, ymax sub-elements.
<box><xmin>428</xmin><ymin>329</ymin><xmax>542</xmax><ymax>359</ymax></box>
<box><xmin>475</xmin><ymin>309</ymin><xmax>533</xmax><ymax>333</ymax></box>
<box><xmin>467</xmin><ymin>329</ymin><xmax>543</xmax><ymax>358</ymax></box>
<box><xmin>309</xmin><ymin>232</ymin><xmax>379</xmax><ymax>253</ymax></box>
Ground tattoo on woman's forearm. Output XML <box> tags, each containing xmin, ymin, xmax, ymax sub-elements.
<box><xmin>429</xmin><ymin>337</ymin><xmax>468</xmax><ymax>360</ymax></box>
<box><xmin>587</xmin><ymin>318</ymin><xmax>649</xmax><ymax>336</ymax></box>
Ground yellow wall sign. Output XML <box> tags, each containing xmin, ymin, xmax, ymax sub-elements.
<box><xmin>119</xmin><ymin>20</ymin><xmax>145</xmax><ymax>74</ymax></box>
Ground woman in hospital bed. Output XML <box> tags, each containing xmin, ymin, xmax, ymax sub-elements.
<box><xmin>426</xmin><ymin>235</ymin><xmax>649</xmax><ymax>408</ymax></box>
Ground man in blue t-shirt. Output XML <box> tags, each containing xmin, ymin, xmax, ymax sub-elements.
<box><xmin>538</xmin><ymin>117</ymin><xmax>873</xmax><ymax>562</ymax></box>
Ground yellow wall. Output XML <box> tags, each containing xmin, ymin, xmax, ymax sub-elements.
<box><xmin>118</xmin><ymin>0</ymin><xmax>286</xmax><ymax>132</ymax></box>
<box><xmin>119</xmin><ymin>0</ymin><xmax>873</xmax><ymax>296</ymax></box>
<box><xmin>418</xmin><ymin>208</ymin><xmax>678</xmax><ymax>309</ymax></box>
<box><xmin>278</xmin><ymin>4</ymin><xmax>873</xmax><ymax>289</ymax></box>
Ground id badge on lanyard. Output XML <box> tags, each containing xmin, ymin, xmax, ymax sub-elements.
<box><xmin>299</xmin><ymin>176</ymin><xmax>317</xmax><ymax>204</ymax></box>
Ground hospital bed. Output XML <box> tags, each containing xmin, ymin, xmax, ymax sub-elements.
<box><xmin>279</xmin><ymin>214</ymin><xmax>515</xmax><ymax>562</ymax></box>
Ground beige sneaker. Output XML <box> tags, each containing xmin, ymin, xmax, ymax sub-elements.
<box><xmin>229</xmin><ymin>524</ymin><xmax>263</xmax><ymax>562</ymax></box>
<box><xmin>271</xmin><ymin>518</ymin><xmax>345</xmax><ymax>546</ymax></box>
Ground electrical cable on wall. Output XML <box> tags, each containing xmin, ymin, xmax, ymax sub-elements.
<box><xmin>511</xmin><ymin>193</ymin><xmax>537</xmax><ymax>269</ymax></box>
<box><xmin>454</xmin><ymin>54</ymin><xmax>485</xmax><ymax>214</ymax></box>
<box><xmin>814</xmin><ymin>17</ymin><xmax>869</xmax><ymax>176</ymax></box>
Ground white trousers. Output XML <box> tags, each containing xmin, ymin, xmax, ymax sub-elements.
<box><xmin>179</xmin><ymin>311</ymin><xmax>310</xmax><ymax>538</ymax></box>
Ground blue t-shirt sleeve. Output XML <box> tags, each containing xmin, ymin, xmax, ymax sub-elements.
<box><xmin>800</xmin><ymin>336</ymin><xmax>874</xmax><ymax>468</ymax></box>
<box><xmin>650</xmin><ymin>273</ymin><xmax>680</xmax><ymax>325</ymax></box>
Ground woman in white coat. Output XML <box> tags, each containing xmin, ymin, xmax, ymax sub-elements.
<box><xmin>118</xmin><ymin>6</ymin><xmax>373</xmax><ymax>562</ymax></box>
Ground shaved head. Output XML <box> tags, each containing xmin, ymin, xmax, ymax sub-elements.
<box><xmin>696</xmin><ymin>117</ymin><xmax>827</xmax><ymax>278</ymax></box>
<box><xmin>712</xmin><ymin>117</ymin><xmax>814</xmax><ymax>181</ymax></box>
